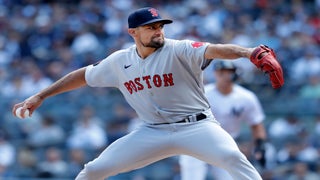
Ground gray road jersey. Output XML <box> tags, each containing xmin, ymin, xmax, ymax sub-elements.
<box><xmin>85</xmin><ymin>38</ymin><xmax>211</xmax><ymax>124</ymax></box>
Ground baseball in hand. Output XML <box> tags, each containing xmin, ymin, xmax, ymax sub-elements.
<box><xmin>16</xmin><ymin>107</ymin><xmax>30</xmax><ymax>119</ymax></box>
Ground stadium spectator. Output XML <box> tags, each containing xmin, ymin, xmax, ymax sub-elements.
<box><xmin>287</xmin><ymin>161</ymin><xmax>320</xmax><ymax>180</ymax></box>
<box><xmin>27</xmin><ymin>115</ymin><xmax>65</xmax><ymax>148</ymax></box>
<box><xmin>67</xmin><ymin>106</ymin><xmax>107</xmax><ymax>150</ymax></box>
<box><xmin>36</xmin><ymin>147</ymin><xmax>68</xmax><ymax>178</ymax></box>
<box><xmin>0</xmin><ymin>129</ymin><xmax>15</xmax><ymax>178</ymax></box>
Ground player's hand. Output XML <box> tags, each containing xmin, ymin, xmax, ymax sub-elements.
<box><xmin>12</xmin><ymin>95</ymin><xmax>44</xmax><ymax>118</ymax></box>
<box><xmin>253</xmin><ymin>139</ymin><xmax>266</xmax><ymax>168</ymax></box>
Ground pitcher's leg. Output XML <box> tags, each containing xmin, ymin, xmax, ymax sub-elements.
<box><xmin>176</xmin><ymin>121</ymin><xmax>262</xmax><ymax>180</ymax></box>
<box><xmin>179</xmin><ymin>155</ymin><xmax>207</xmax><ymax>180</ymax></box>
<box><xmin>76</xmin><ymin>125</ymin><xmax>174</xmax><ymax>180</ymax></box>
<box><xmin>210</xmin><ymin>166</ymin><xmax>233</xmax><ymax>180</ymax></box>
<box><xmin>205</xmin><ymin>123</ymin><xmax>262</xmax><ymax>180</ymax></box>
<box><xmin>206</xmin><ymin>126</ymin><xmax>261</xmax><ymax>180</ymax></box>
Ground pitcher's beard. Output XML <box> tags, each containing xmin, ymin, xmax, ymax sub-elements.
<box><xmin>143</xmin><ymin>37</ymin><xmax>164</xmax><ymax>49</ymax></box>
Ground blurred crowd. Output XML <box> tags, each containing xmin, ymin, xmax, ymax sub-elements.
<box><xmin>0</xmin><ymin>0</ymin><xmax>320</xmax><ymax>179</ymax></box>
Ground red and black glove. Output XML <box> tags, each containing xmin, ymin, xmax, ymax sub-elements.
<box><xmin>250</xmin><ymin>45</ymin><xmax>284</xmax><ymax>89</ymax></box>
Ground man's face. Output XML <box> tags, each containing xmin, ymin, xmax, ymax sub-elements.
<box><xmin>214</xmin><ymin>69</ymin><xmax>235</xmax><ymax>84</ymax></box>
<box><xmin>136</xmin><ymin>22</ymin><xmax>165</xmax><ymax>48</ymax></box>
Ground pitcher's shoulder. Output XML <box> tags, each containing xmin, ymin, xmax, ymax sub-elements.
<box><xmin>164</xmin><ymin>38</ymin><xmax>187</xmax><ymax>46</ymax></box>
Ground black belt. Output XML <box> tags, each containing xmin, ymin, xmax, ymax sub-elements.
<box><xmin>153</xmin><ymin>113</ymin><xmax>207</xmax><ymax>125</ymax></box>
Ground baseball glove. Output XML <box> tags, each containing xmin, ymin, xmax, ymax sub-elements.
<box><xmin>250</xmin><ymin>45</ymin><xmax>284</xmax><ymax>89</ymax></box>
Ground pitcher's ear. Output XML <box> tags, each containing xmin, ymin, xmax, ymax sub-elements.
<box><xmin>128</xmin><ymin>28</ymin><xmax>136</xmax><ymax>36</ymax></box>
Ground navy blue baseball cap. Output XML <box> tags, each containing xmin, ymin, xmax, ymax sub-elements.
<box><xmin>128</xmin><ymin>7</ymin><xmax>173</xmax><ymax>28</ymax></box>
<box><xmin>213</xmin><ymin>61</ymin><xmax>237</xmax><ymax>71</ymax></box>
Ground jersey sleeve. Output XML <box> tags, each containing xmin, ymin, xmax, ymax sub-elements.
<box><xmin>174</xmin><ymin>40</ymin><xmax>209</xmax><ymax>72</ymax></box>
<box><xmin>85</xmin><ymin>55</ymin><xmax>119</xmax><ymax>88</ymax></box>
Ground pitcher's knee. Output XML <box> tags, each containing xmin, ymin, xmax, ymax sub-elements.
<box><xmin>79</xmin><ymin>161</ymin><xmax>115</xmax><ymax>180</ymax></box>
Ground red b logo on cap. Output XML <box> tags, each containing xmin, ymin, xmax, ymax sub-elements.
<box><xmin>149</xmin><ymin>8</ymin><xmax>158</xmax><ymax>17</ymax></box>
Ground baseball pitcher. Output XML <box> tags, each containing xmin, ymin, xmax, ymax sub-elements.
<box><xmin>12</xmin><ymin>7</ymin><xmax>284</xmax><ymax>180</ymax></box>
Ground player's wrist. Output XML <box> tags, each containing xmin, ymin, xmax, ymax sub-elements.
<box><xmin>33</xmin><ymin>93</ymin><xmax>45</xmax><ymax>101</ymax></box>
<box><xmin>247</xmin><ymin>48</ymin><xmax>256</xmax><ymax>58</ymax></box>
<box><xmin>254</xmin><ymin>138</ymin><xmax>266</xmax><ymax>147</ymax></box>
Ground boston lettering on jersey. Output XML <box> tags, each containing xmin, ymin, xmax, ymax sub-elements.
<box><xmin>124</xmin><ymin>73</ymin><xmax>174</xmax><ymax>94</ymax></box>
